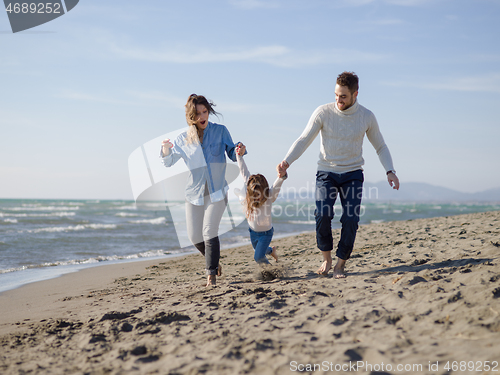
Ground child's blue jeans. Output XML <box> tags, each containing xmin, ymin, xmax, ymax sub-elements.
<box><xmin>249</xmin><ymin>227</ymin><xmax>274</xmax><ymax>264</ymax></box>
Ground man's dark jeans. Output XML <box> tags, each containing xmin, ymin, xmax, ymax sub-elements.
<box><xmin>315</xmin><ymin>169</ymin><xmax>364</xmax><ymax>260</ymax></box>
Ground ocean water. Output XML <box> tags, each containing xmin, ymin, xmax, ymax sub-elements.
<box><xmin>1</xmin><ymin>198</ymin><xmax>499</xmax><ymax>293</ymax></box>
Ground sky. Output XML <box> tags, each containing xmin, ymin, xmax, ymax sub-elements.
<box><xmin>1</xmin><ymin>0</ymin><xmax>499</xmax><ymax>200</ymax></box>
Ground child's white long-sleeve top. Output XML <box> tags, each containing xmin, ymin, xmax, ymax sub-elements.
<box><xmin>237</xmin><ymin>154</ymin><xmax>287</xmax><ymax>232</ymax></box>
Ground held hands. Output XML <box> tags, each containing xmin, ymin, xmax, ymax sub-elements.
<box><xmin>161</xmin><ymin>139</ymin><xmax>173</xmax><ymax>156</ymax></box>
<box><xmin>236</xmin><ymin>142</ymin><xmax>246</xmax><ymax>156</ymax></box>
<box><xmin>387</xmin><ymin>172</ymin><xmax>400</xmax><ymax>190</ymax></box>
<box><xmin>277</xmin><ymin>160</ymin><xmax>289</xmax><ymax>178</ymax></box>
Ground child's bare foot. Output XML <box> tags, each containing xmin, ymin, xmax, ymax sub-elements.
<box><xmin>333</xmin><ymin>259</ymin><xmax>347</xmax><ymax>279</ymax></box>
<box><xmin>217</xmin><ymin>263</ymin><xmax>222</xmax><ymax>276</ymax></box>
<box><xmin>316</xmin><ymin>260</ymin><xmax>332</xmax><ymax>276</ymax></box>
<box><xmin>206</xmin><ymin>275</ymin><xmax>216</xmax><ymax>287</ymax></box>
<box><xmin>270</xmin><ymin>247</ymin><xmax>278</xmax><ymax>262</ymax></box>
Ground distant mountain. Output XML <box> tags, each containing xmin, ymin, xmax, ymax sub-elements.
<box><xmin>364</xmin><ymin>182</ymin><xmax>500</xmax><ymax>202</ymax></box>
<box><xmin>281</xmin><ymin>182</ymin><xmax>500</xmax><ymax>202</ymax></box>
<box><xmin>470</xmin><ymin>187</ymin><xmax>500</xmax><ymax>202</ymax></box>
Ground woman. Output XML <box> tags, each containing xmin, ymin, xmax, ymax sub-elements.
<box><xmin>160</xmin><ymin>94</ymin><xmax>245</xmax><ymax>287</ymax></box>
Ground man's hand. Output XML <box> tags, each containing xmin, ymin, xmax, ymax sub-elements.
<box><xmin>236</xmin><ymin>142</ymin><xmax>246</xmax><ymax>156</ymax></box>
<box><xmin>277</xmin><ymin>160</ymin><xmax>289</xmax><ymax>178</ymax></box>
<box><xmin>161</xmin><ymin>139</ymin><xmax>173</xmax><ymax>156</ymax></box>
<box><xmin>387</xmin><ymin>172</ymin><xmax>400</xmax><ymax>190</ymax></box>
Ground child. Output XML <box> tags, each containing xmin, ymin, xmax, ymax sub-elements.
<box><xmin>236</xmin><ymin>144</ymin><xmax>287</xmax><ymax>265</ymax></box>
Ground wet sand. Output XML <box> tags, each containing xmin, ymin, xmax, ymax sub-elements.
<box><xmin>1</xmin><ymin>211</ymin><xmax>500</xmax><ymax>375</ymax></box>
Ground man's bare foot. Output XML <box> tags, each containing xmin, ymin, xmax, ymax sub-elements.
<box><xmin>206</xmin><ymin>275</ymin><xmax>216</xmax><ymax>287</ymax></box>
<box><xmin>270</xmin><ymin>247</ymin><xmax>278</xmax><ymax>262</ymax></box>
<box><xmin>333</xmin><ymin>259</ymin><xmax>346</xmax><ymax>279</ymax></box>
<box><xmin>316</xmin><ymin>260</ymin><xmax>332</xmax><ymax>276</ymax></box>
<box><xmin>217</xmin><ymin>263</ymin><xmax>222</xmax><ymax>276</ymax></box>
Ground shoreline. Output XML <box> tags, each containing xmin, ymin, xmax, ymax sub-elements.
<box><xmin>0</xmin><ymin>252</ymin><xmax>194</xmax><ymax>295</ymax></box>
<box><xmin>0</xmin><ymin>230</ymin><xmax>312</xmax><ymax>295</ymax></box>
<box><xmin>1</xmin><ymin>211</ymin><xmax>499</xmax><ymax>374</ymax></box>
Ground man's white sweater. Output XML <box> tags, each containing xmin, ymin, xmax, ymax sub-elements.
<box><xmin>284</xmin><ymin>100</ymin><xmax>394</xmax><ymax>174</ymax></box>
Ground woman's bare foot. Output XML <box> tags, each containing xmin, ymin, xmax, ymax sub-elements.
<box><xmin>316</xmin><ymin>260</ymin><xmax>332</xmax><ymax>276</ymax></box>
<box><xmin>217</xmin><ymin>263</ymin><xmax>222</xmax><ymax>276</ymax></box>
<box><xmin>333</xmin><ymin>259</ymin><xmax>346</xmax><ymax>279</ymax></box>
<box><xmin>270</xmin><ymin>247</ymin><xmax>278</xmax><ymax>262</ymax></box>
<box><xmin>206</xmin><ymin>275</ymin><xmax>216</xmax><ymax>287</ymax></box>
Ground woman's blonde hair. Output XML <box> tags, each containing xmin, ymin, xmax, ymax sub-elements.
<box><xmin>245</xmin><ymin>174</ymin><xmax>270</xmax><ymax>218</ymax></box>
<box><xmin>185</xmin><ymin>94</ymin><xmax>220</xmax><ymax>144</ymax></box>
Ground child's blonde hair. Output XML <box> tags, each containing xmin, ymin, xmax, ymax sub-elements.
<box><xmin>245</xmin><ymin>174</ymin><xmax>270</xmax><ymax>218</ymax></box>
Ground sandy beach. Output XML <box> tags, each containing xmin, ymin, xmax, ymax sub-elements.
<box><xmin>1</xmin><ymin>210</ymin><xmax>500</xmax><ymax>375</ymax></box>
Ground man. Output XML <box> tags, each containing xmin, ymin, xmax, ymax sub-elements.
<box><xmin>277</xmin><ymin>72</ymin><xmax>399</xmax><ymax>279</ymax></box>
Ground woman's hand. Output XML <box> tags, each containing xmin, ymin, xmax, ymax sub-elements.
<box><xmin>161</xmin><ymin>139</ymin><xmax>173</xmax><ymax>156</ymax></box>
<box><xmin>236</xmin><ymin>143</ymin><xmax>246</xmax><ymax>156</ymax></box>
<box><xmin>277</xmin><ymin>160</ymin><xmax>289</xmax><ymax>178</ymax></box>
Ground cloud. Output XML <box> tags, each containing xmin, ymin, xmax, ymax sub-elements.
<box><xmin>215</xmin><ymin>101</ymin><xmax>255</xmax><ymax>113</ymax></box>
<box><xmin>384</xmin><ymin>0</ymin><xmax>435</xmax><ymax>5</ymax></box>
<box><xmin>58</xmin><ymin>90</ymin><xmax>134</xmax><ymax>105</ymax></box>
<box><xmin>111</xmin><ymin>44</ymin><xmax>289</xmax><ymax>65</ymax></box>
<box><xmin>228</xmin><ymin>0</ymin><xmax>428</xmax><ymax>10</ymax></box>
<box><xmin>368</xmin><ymin>18</ymin><xmax>405</xmax><ymax>25</ymax></box>
<box><xmin>125</xmin><ymin>91</ymin><xmax>186</xmax><ymax>109</ymax></box>
<box><xmin>57</xmin><ymin>90</ymin><xmax>190</xmax><ymax>108</ymax></box>
<box><xmin>342</xmin><ymin>0</ymin><xmax>437</xmax><ymax>6</ymax></box>
<box><xmin>342</xmin><ymin>0</ymin><xmax>376</xmax><ymax>5</ymax></box>
<box><xmin>389</xmin><ymin>0</ymin><xmax>441</xmax><ymax>5</ymax></box>
<box><xmin>106</xmin><ymin>40</ymin><xmax>388</xmax><ymax>68</ymax></box>
<box><xmin>386</xmin><ymin>74</ymin><xmax>500</xmax><ymax>93</ymax></box>
<box><xmin>228</xmin><ymin>0</ymin><xmax>281</xmax><ymax>9</ymax></box>
<box><xmin>0</xmin><ymin>108</ymin><xmax>37</xmax><ymax>128</ymax></box>
<box><xmin>470</xmin><ymin>54</ymin><xmax>500</xmax><ymax>63</ymax></box>
<box><xmin>0</xmin><ymin>56</ymin><xmax>18</xmax><ymax>67</ymax></box>
<box><xmin>214</xmin><ymin>99</ymin><xmax>304</xmax><ymax>115</ymax></box>
<box><xmin>55</xmin><ymin>89</ymin><xmax>286</xmax><ymax>114</ymax></box>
